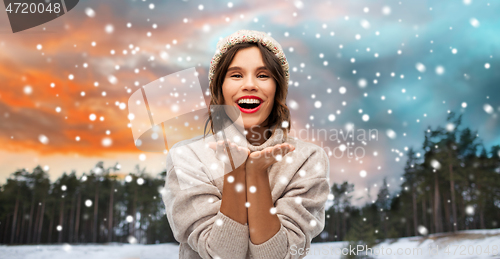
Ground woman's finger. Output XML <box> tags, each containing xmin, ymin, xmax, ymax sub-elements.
<box><xmin>241</xmin><ymin>146</ymin><xmax>251</xmax><ymax>155</ymax></box>
<box><xmin>271</xmin><ymin>144</ymin><xmax>281</xmax><ymax>153</ymax></box>
<box><xmin>280</xmin><ymin>144</ymin><xmax>294</xmax><ymax>155</ymax></box>
<box><xmin>263</xmin><ymin>147</ymin><xmax>274</xmax><ymax>159</ymax></box>
<box><xmin>280</xmin><ymin>146</ymin><xmax>289</xmax><ymax>157</ymax></box>
<box><xmin>279</xmin><ymin>144</ymin><xmax>290</xmax><ymax>156</ymax></box>
<box><xmin>216</xmin><ymin>140</ymin><xmax>225</xmax><ymax>155</ymax></box>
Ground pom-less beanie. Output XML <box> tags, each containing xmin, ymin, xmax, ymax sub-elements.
<box><xmin>208</xmin><ymin>29</ymin><xmax>290</xmax><ymax>87</ymax></box>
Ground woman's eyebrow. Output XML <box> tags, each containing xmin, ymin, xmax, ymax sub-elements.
<box><xmin>227</xmin><ymin>66</ymin><xmax>268</xmax><ymax>72</ymax></box>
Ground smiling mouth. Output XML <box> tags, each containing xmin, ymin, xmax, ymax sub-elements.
<box><xmin>236</xmin><ymin>98</ymin><xmax>263</xmax><ymax>113</ymax></box>
<box><xmin>237</xmin><ymin>102</ymin><xmax>260</xmax><ymax>109</ymax></box>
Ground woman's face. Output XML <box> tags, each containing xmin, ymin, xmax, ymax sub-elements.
<box><xmin>222</xmin><ymin>46</ymin><xmax>276</xmax><ymax>130</ymax></box>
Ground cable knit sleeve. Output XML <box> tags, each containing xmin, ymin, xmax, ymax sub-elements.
<box><xmin>248</xmin><ymin>145</ymin><xmax>330</xmax><ymax>259</ymax></box>
<box><xmin>162</xmin><ymin>142</ymin><xmax>249</xmax><ymax>259</ymax></box>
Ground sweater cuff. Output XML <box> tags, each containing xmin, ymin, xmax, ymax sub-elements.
<box><xmin>249</xmin><ymin>223</ymin><xmax>288</xmax><ymax>259</ymax></box>
<box><xmin>207</xmin><ymin>211</ymin><xmax>249</xmax><ymax>258</ymax></box>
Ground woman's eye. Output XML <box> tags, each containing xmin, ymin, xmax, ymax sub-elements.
<box><xmin>230</xmin><ymin>74</ymin><xmax>268</xmax><ymax>78</ymax></box>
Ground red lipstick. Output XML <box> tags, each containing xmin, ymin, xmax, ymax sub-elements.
<box><xmin>236</xmin><ymin>95</ymin><xmax>263</xmax><ymax>114</ymax></box>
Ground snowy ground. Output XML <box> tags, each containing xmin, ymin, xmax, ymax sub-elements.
<box><xmin>1</xmin><ymin>228</ymin><xmax>499</xmax><ymax>259</ymax></box>
<box><xmin>309</xmin><ymin>228</ymin><xmax>500</xmax><ymax>259</ymax></box>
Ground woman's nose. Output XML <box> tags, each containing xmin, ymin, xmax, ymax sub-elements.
<box><xmin>241</xmin><ymin>77</ymin><xmax>258</xmax><ymax>91</ymax></box>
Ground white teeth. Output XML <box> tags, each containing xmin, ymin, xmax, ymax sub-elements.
<box><xmin>238</xmin><ymin>98</ymin><xmax>261</xmax><ymax>104</ymax></box>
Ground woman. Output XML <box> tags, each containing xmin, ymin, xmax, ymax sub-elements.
<box><xmin>162</xmin><ymin>29</ymin><xmax>330</xmax><ymax>259</ymax></box>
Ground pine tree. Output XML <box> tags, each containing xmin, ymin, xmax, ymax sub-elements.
<box><xmin>342</xmin><ymin>216</ymin><xmax>377</xmax><ymax>259</ymax></box>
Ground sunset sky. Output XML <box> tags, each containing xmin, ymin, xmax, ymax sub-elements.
<box><xmin>0</xmin><ymin>0</ymin><xmax>499</xmax><ymax>203</ymax></box>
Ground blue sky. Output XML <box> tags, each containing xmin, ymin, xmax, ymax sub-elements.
<box><xmin>0</xmin><ymin>0</ymin><xmax>498</xmax><ymax>203</ymax></box>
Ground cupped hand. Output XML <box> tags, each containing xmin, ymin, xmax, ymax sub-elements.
<box><xmin>208</xmin><ymin>139</ymin><xmax>250</xmax><ymax>172</ymax></box>
<box><xmin>246</xmin><ymin>143</ymin><xmax>295</xmax><ymax>174</ymax></box>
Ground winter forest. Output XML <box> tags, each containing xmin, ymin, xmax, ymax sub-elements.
<box><xmin>1</xmin><ymin>0</ymin><xmax>500</xmax><ymax>257</ymax></box>
<box><xmin>1</xmin><ymin>111</ymin><xmax>499</xmax><ymax>247</ymax></box>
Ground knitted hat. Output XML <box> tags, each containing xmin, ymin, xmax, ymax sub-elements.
<box><xmin>208</xmin><ymin>29</ymin><xmax>290</xmax><ymax>87</ymax></box>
